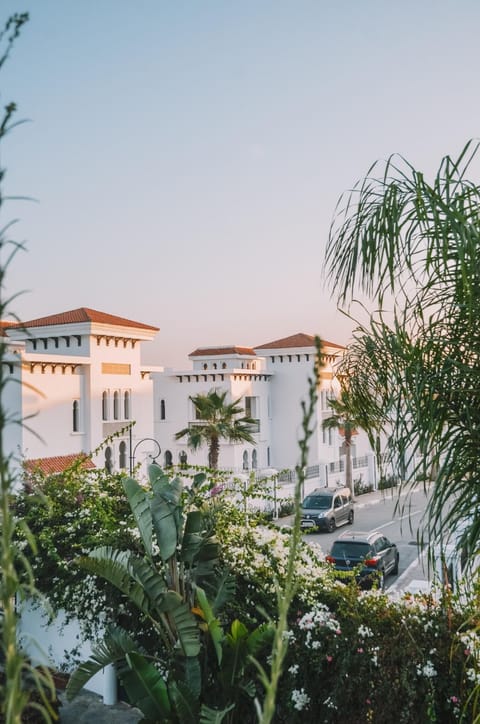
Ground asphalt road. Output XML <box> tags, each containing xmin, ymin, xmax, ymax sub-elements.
<box><xmin>300</xmin><ymin>485</ymin><xmax>432</xmax><ymax>591</ymax></box>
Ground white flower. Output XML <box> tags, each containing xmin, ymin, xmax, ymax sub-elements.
<box><xmin>288</xmin><ymin>664</ymin><xmax>299</xmax><ymax>675</ymax></box>
<box><xmin>291</xmin><ymin>688</ymin><xmax>310</xmax><ymax>711</ymax></box>
<box><xmin>358</xmin><ymin>624</ymin><xmax>374</xmax><ymax>639</ymax></box>
<box><xmin>417</xmin><ymin>661</ymin><xmax>437</xmax><ymax>678</ymax></box>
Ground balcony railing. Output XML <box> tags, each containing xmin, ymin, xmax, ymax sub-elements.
<box><xmin>188</xmin><ymin>418</ymin><xmax>260</xmax><ymax>433</ymax></box>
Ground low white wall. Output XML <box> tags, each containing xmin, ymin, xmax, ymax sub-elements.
<box><xmin>18</xmin><ymin>600</ymin><xmax>117</xmax><ymax>704</ymax></box>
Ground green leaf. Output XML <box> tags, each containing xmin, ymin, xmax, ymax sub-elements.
<box><xmin>171</xmin><ymin>601</ymin><xmax>201</xmax><ymax>657</ymax></box>
<box><xmin>195</xmin><ymin>586</ymin><xmax>223</xmax><ymax>665</ymax></box>
<box><xmin>199</xmin><ymin>703</ymin><xmax>235</xmax><ymax>723</ymax></box>
<box><xmin>123</xmin><ymin>477</ymin><xmax>152</xmax><ymax>557</ymax></box>
<box><xmin>66</xmin><ymin>626</ymin><xmax>137</xmax><ymax>700</ymax></box>
<box><xmin>168</xmin><ymin>680</ymin><xmax>199</xmax><ymax>724</ymax></box>
<box><xmin>151</xmin><ymin>496</ymin><xmax>179</xmax><ymax>562</ymax></box>
<box><xmin>76</xmin><ymin>547</ymin><xmax>167</xmax><ymax>616</ymax></box>
<box><xmin>123</xmin><ymin>652</ymin><xmax>172</xmax><ymax>721</ymax></box>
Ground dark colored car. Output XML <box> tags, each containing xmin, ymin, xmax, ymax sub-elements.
<box><xmin>326</xmin><ymin>530</ymin><xmax>399</xmax><ymax>590</ymax></box>
<box><xmin>300</xmin><ymin>487</ymin><xmax>354</xmax><ymax>533</ymax></box>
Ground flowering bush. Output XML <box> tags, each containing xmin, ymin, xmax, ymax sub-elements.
<box><xmin>274</xmin><ymin>586</ymin><xmax>479</xmax><ymax>723</ymax></box>
<box><xmin>15</xmin><ymin>467</ymin><xmax>480</xmax><ymax>722</ymax></box>
<box><xmin>15</xmin><ymin>463</ymin><xmax>138</xmax><ymax>640</ymax></box>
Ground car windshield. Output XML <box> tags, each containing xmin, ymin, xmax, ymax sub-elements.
<box><xmin>331</xmin><ymin>542</ymin><xmax>371</xmax><ymax>558</ymax></box>
<box><xmin>302</xmin><ymin>495</ymin><xmax>332</xmax><ymax>510</ymax></box>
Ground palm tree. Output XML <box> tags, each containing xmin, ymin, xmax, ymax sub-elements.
<box><xmin>175</xmin><ymin>389</ymin><xmax>256</xmax><ymax>469</ymax></box>
<box><xmin>324</xmin><ymin>140</ymin><xmax>480</xmax><ymax>560</ymax></box>
<box><xmin>322</xmin><ymin>387</ymin><xmax>364</xmax><ymax>497</ymax></box>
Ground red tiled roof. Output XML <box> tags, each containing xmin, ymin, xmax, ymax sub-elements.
<box><xmin>254</xmin><ymin>333</ymin><xmax>345</xmax><ymax>351</ymax></box>
<box><xmin>10</xmin><ymin>308</ymin><xmax>159</xmax><ymax>332</ymax></box>
<box><xmin>24</xmin><ymin>453</ymin><xmax>96</xmax><ymax>475</ymax></box>
<box><xmin>189</xmin><ymin>346</ymin><xmax>257</xmax><ymax>357</ymax></box>
<box><xmin>0</xmin><ymin>320</ymin><xmax>16</xmax><ymax>336</ymax></box>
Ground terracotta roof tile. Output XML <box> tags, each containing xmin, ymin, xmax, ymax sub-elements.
<box><xmin>24</xmin><ymin>453</ymin><xmax>96</xmax><ymax>475</ymax></box>
<box><xmin>10</xmin><ymin>308</ymin><xmax>159</xmax><ymax>332</ymax></box>
<box><xmin>189</xmin><ymin>346</ymin><xmax>256</xmax><ymax>357</ymax></box>
<box><xmin>254</xmin><ymin>332</ymin><xmax>345</xmax><ymax>350</ymax></box>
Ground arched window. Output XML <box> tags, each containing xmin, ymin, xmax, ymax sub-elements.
<box><xmin>113</xmin><ymin>391</ymin><xmax>120</xmax><ymax>420</ymax></box>
<box><xmin>179</xmin><ymin>451</ymin><xmax>187</xmax><ymax>466</ymax></box>
<box><xmin>105</xmin><ymin>446</ymin><xmax>113</xmax><ymax>473</ymax></box>
<box><xmin>213</xmin><ymin>363</ymin><xmax>217</xmax><ymax>369</ymax></box>
<box><xmin>102</xmin><ymin>391</ymin><xmax>108</xmax><ymax>421</ymax></box>
<box><xmin>203</xmin><ymin>363</ymin><xmax>208</xmax><ymax>370</ymax></box>
<box><xmin>243</xmin><ymin>450</ymin><xmax>249</xmax><ymax>471</ymax></box>
<box><xmin>72</xmin><ymin>400</ymin><xmax>79</xmax><ymax>432</ymax></box>
<box><xmin>164</xmin><ymin>450</ymin><xmax>173</xmax><ymax>467</ymax></box>
<box><xmin>160</xmin><ymin>399</ymin><xmax>166</xmax><ymax>420</ymax></box>
<box><xmin>119</xmin><ymin>441</ymin><xmax>127</xmax><ymax>469</ymax></box>
<box><xmin>252</xmin><ymin>449</ymin><xmax>257</xmax><ymax>469</ymax></box>
<box><xmin>124</xmin><ymin>391</ymin><xmax>130</xmax><ymax>420</ymax></box>
<box><xmin>222</xmin><ymin>363</ymin><xmax>227</xmax><ymax>369</ymax></box>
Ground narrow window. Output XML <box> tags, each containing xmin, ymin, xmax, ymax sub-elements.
<box><xmin>105</xmin><ymin>446</ymin><xmax>113</xmax><ymax>473</ymax></box>
<box><xmin>124</xmin><ymin>391</ymin><xmax>130</xmax><ymax>420</ymax></box>
<box><xmin>267</xmin><ymin>447</ymin><xmax>271</xmax><ymax>466</ymax></box>
<box><xmin>243</xmin><ymin>450</ymin><xmax>249</xmax><ymax>470</ymax></box>
<box><xmin>164</xmin><ymin>450</ymin><xmax>173</xmax><ymax>467</ymax></box>
<box><xmin>179</xmin><ymin>451</ymin><xmax>187</xmax><ymax>466</ymax></box>
<box><xmin>252</xmin><ymin>449</ymin><xmax>257</xmax><ymax>469</ymax></box>
<box><xmin>102</xmin><ymin>391</ymin><xmax>108</xmax><ymax>421</ymax></box>
<box><xmin>203</xmin><ymin>363</ymin><xmax>208</xmax><ymax>370</ymax></box>
<box><xmin>72</xmin><ymin>400</ymin><xmax>79</xmax><ymax>432</ymax></box>
<box><xmin>119</xmin><ymin>441</ymin><xmax>127</xmax><ymax>469</ymax></box>
<box><xmin>222</xmin><ymin>363</ymin><xmax>226</xmax><ymax>369</ymax></box>
<box><xmin>113</xmin><ymin>391</ymin><xmax>120</xmax><ymax>420</ymax></box>
<box><xmin>160</xmin><ymin>399</ymin><xmax>166</xmax><ymax>420</ymax></box>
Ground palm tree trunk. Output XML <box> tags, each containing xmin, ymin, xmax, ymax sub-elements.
<box><xmin>209</xmin><ymin>436</ymin><xmax>219</xmax><ymax>469</ymax></box>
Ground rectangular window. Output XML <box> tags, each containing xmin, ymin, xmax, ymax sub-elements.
<box><xmin>245</xmin><ymin>396</ymin><xmax>258</xmax><ymax>418</ymax></box>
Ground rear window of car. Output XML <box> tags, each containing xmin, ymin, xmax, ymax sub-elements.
<box><xmin>302</xmin><ymin>495</ymin><xmax>332</xmax><ymax>510</ymax></box>
<box><xmin>331</xmin><ymin>542</ymin><xmax>370</xmax><ymax>558</ymax></box>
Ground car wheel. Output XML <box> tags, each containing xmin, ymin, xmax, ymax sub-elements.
<box><xmin>327</xmin><ymin>518</ymin><xmax>336</xmax><ymax>533</ymax></box>
<box><xmin>392</xmin><ymin>554</ymin><xmax>399</xmax><ymax>576</ymax></box>
<box><xmin>348</xmin><ymin>510</ymin><xmax>354</xmax><ymax>525</ymax></box>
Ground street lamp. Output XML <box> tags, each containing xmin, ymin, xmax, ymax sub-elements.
<box><xmin>129</xmin><ymin>429</ymin><xmax>161</xmax><ymax>475</ymax></box>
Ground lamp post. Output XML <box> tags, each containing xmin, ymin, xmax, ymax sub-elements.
<box><xmin>129</xmin><ymin>428</ymin><xmax>161</xmax><ymax>475</ymax></box>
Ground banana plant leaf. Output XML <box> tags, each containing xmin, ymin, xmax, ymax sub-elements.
<box><xmin>76</xmin><ymin>547</ymin><xmax>167</xmax><ymax>616</ymax></box>
<box><xmin>151</xmin><ymin>495</ymin><xmax>180</xmax><ymax>562</ymax></box>
<box><xmin>199</xmin><ymin>703</ymin><xmax>235</xmax><ymax>723</ymax></box>
<box><xmin>195</xmin><ymin>586</ymin><xmax>223</xmax><ymax>665</ymax></box>
<box><xmin>123</xmin><ymin>477</ymin><xmax>152</xmax><ymax>557</ymax></box>
<box><xmin>123</xmin><ymin>651</ymin><xmax>172</xmax><ymax>721</ymax></box>
<box><xmin>66</xmin><ymin>625</ymin><xmax>137</xmax><ymax>700</ymax></box>
<box><xmin>180</xmin><ymin>510</ymin><xmax>204</xmax><ymax>565</ymax></box>
<box><xmin>170</xmin><ymin>601</ymin><xmax>201</xmax><ymax>657</ymax></box>
<box><xmin>168</xmin><ymin>680</ymin><xmax>200</xmax><ymax>724</ymax></box>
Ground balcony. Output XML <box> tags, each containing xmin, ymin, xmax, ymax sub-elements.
<box><xmin>188</xmin><ymin>418</ymin><xmax>260</xmax><ymax>433</ymax></box>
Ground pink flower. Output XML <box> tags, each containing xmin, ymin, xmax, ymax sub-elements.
<box><xmin>464</xmin><ymin>649</ymin><xmax>471</xmax><ymax>656</ymax></box>
<box><xmin>366</xmin><ymin>699</ymin><xmax>372</xmax><ymax>705</ymax></box>
<box><xmin>326</xmin><ymin>655</ymin><xmax>333</xmax><ymax>663</ymax></box>
<box><xmin>450</xmin><ymin>696</ymin><xmax>459</xmax><ymax>704</ymax></box>
<box><xmin>357</xmin><ymin>647</ymin><xmax>364</xmax><ymax>654</ymax></box>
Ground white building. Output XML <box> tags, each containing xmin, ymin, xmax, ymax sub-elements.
<box><xmin>3</xmin><ymin>306</ymin><xmax>375</xmax><ymax>485</ymax></box>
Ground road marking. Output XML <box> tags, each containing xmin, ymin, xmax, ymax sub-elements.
<box><xmin>369</xmin><ymin>509</ymin><xmax>423</xmax><ymax>533</ymax></box>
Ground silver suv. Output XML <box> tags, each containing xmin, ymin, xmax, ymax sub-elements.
<box><xmin>300</xmin><ymin>487</ymin><xmax>354</xmax><ymax>533</ymax></box>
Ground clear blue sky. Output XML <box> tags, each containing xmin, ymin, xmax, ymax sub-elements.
<box><xmin>2</xmin><ymin>1</ymin><xmax>480</xmax><ymax>367</ymax></box>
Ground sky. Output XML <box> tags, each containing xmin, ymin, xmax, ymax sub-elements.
<box><xmin>1</xmin><ymin>1</ymin><xmax>480</xmax><ymax>368</ymax></box>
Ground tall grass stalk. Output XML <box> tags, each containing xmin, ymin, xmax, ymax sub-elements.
<box><xmin>255</xmin><ymin>338</ymin><xmax>323</xmax><ymax>724</ymax></box>
<box><xmin>0</xmin><ymin>12</ymin><xmax>57</xmax><ymax>722</ymax></box>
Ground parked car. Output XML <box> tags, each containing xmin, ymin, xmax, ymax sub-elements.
<box><xmin>326</xmin><ymin>530</ymin><xmax>399</xmax><ymax>590</ymax></box>
<box><xmin>300</xmin><ymin>487</ymin><xmax>354</xmax><ymax>533</ymax></box>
